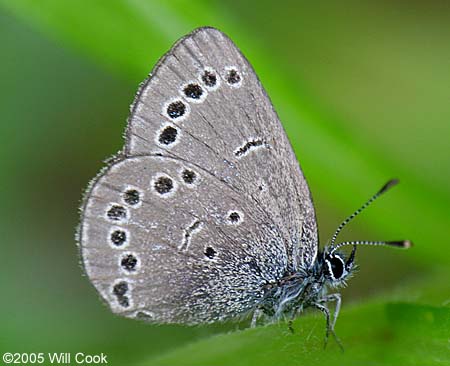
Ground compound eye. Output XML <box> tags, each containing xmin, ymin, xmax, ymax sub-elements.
<box><xmin>327</xmin><ymin>255</ymin><xmax>345</xmax><ymax>280</ymax></box>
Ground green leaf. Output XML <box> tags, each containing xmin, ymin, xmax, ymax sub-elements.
<box><xmin>145</xmin><ymin>303</ymin><xmax>450</xmax><ymax>366</ymax></box>
<box><xmin>146</xmin><ymin>272</ymin><xmax>450</xmax><ymax>365</ymax></box>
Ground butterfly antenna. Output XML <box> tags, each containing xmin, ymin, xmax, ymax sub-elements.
<box><xmin>332</xmin><ymin>239</ymin><xmax>412</xmax><ymax>253</ymax></box>
<box><xmin>329</xmin><ymin>179</ymin><xmax>411</xmax><ymax>250</ymax></box>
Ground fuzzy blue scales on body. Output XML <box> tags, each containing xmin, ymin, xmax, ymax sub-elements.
<box><xmin>78</xmin><ymin>27</ymin><xmax>412</xmax><ymax>348</ymax></box>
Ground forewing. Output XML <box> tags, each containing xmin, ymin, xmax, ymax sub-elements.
<box><xmin>80</xmin><ymin>155</ymin><xmax>287</xmax><ymax>323</ymax></box>
<box><xmin>126</xmin><ymin>27</ymin><xmax>318</xmax><ymax>270</ymax></box>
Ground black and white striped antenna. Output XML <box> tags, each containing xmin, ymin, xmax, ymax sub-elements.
<box><xmin>329</xmin><ymin>179</ymin><xmax>412</xmax><ymax>253</ymax></box>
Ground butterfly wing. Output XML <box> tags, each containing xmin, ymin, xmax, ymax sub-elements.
<box><xmin>80</xmin><ymin>155</ymin><xmax>287</xmax><ymax>323</ymax></box>
<box><xmin>79</xmin><ymin>27</ymin><xmax>318</xmax><ymax>323</ymax></box>
<box><xmin>126</xmin><ymin>27</ymin><xmax>318</xmax><ymax>270</ymax></box>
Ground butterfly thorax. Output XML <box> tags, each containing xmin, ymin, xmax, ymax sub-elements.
<box><xmin>259</xmin><ymin>263</ymin><xmax>328</xmax><ymax>321</ymax></box>
<box><xmin>257</xmin><ymin>247</ymin><xmax>355</xmax><ymax>322</ymax></box>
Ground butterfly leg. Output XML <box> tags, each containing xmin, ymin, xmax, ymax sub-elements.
<box><xmin>314</xmin><ymin>301</ymin><xmax>344</xmax><ymax>351</ymax></box>
<box><xmin>318</xmin><ymin>293</ymin><xmax>343</xmax><ymax>351</ymax></box>
<box><xmin>321</xmin><ymin>293</ymin><xmax>341</xmax><ymax>332</ymax></box>
<box><xmin>314</xmin><ymin>303</ymin><xmax>331</xmax><ymax>346</ymax></box>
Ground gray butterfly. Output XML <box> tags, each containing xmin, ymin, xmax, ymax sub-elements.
<box><xmin>78</xmin><ymin>27</ymin><xmax>411</xmax><ymax>344</ymax></box>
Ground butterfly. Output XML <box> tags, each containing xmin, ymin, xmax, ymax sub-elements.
<box><xmin>78</xmin><ymin>27</ymin><xmax>411</xmax><ymax>346</ymax></box>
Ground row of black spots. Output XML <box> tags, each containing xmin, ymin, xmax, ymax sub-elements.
<box><xmin>170</xmin><ymin>69</ymin><xmax>219</xmax><ymax>119</ymax></box>
<box><xmin>113</xmin><ymin>281</ymin><xmax>130</xmax><ymax>308</ymax></box>
<box><xmin>163</xmin><ymin>66</ymin><xmax>242</xmax><ymax>123</ymax></box>
<box><xmin>234</xmin><ymin>139</ymin><xmax>265</xmax><ymax>158</ymax></box>
<box><xmin>152</xmin><ymin>169</ymin><xmax>198</xmax><ymax>198</ymax></box>
<box><xmin>108</xmin><ymin>228</ymin><xmax>139</xmax><ymax>270</ymax></box>
<box><xmin>201</xmin><ymin>66</ymin><xmax>242</xmax><ymax>89</ymax></box>
<box><xmin>164</xmin><ymin>79</ymin><xmax>207</xmax><ymax>121</ymax></box>
<box><xmin>106</xmin><ymin>188</ymin><xmax>143</xmax><ymax>222</ymax></box>
<box><xmin>164</xmin><ymin>81</ymin><xmax>204</xmax><ymax>121</ymax></box>
<box><xmin>106</xmin><ymin>187</ymin><xmax>143</xmax><ymax>248</ymax></box>
<box><xmin>165</xmin><ymin>67</ymin><xmax>237</xmax><ymax>119</ymax></box>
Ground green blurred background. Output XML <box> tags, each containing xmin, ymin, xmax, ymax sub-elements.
<box><xmin>0</xmin><ymin>1</ymin><xmax>449</xmax><ymax>365</ymax></box>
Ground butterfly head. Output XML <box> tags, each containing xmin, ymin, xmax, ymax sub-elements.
<box><xmin>319</xmin><ymin>179</ymin><xmax>412</xmax><ymax>287</ymax></box>
<box><xmin>322</xmin><ymin>245</ymin><xmax>356</xmax><ymax>286</ymax></box>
